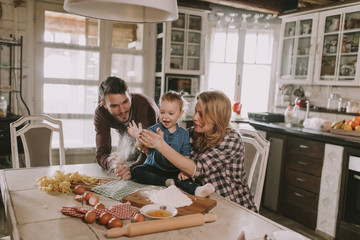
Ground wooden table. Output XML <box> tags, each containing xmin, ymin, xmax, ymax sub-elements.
<box><xmin>0</xmin><ymin>163</ymin><xmax>308</xmax><ymax>240</ymax></box>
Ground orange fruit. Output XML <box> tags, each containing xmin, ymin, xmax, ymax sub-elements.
<box><xmin>350</xmin><ymin>120</ymin><xmax>360</xmax><ymax>129</ymax></box>
<box><xmin>346</xmin><ymin>119</ymin><xmax>352</xmax><ymax>125</ymax></box>
<box><xmin>354</xmin><ymin>116</ymin><xmax>360</xmax><ymax>122</ymax></box>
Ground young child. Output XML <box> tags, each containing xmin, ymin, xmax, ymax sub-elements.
<box><xmin>128</xmin><ymin>91</ymin><xmax>214</xmax><ymax>198</ymax></box>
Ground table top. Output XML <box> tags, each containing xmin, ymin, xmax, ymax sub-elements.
<box><xmin>0</xmin><ymin>163</ymin><xmax>308</xmax><ymax>240</ymax></box>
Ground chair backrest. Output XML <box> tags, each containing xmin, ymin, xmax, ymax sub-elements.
<box><xmin>10</xmin><ymin>114</ymin><xmax>66</xmax><ymax>168</ymax></box>
<box><xmin>239</xmin><ymin>127</ymin><xmax>270</xmax><ymax>210</ymax></box>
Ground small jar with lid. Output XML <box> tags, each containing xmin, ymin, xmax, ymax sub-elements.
<box><xmin>346</xmin><ymin>100</ymin><xmax>359</xmax><ymax>113</ymax></box>
<box><xmin>338</xmin><ymin>98</ymin><xmax>348</xmax><ymax>112</ymax></box>
<box><xmin>0</xmin><ymin>96</ymin><xmax>7</xmax><ymax>117</ymax></box>
<box><xmin>327</xmin><ymin>93</ymin><xmax>340</xmax><ymax>110</ymax></box>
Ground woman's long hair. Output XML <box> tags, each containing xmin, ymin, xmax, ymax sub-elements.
<box><xmin>192</xmin><ymin>91</ymin><xmax>232</xmax><ymax>153</ymax></box>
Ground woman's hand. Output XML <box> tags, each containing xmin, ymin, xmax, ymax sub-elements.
<box><xmin>127</xmin><ymin>120</ymin><xmax>143</xmax><ymax>139</ymax></box>
<box><xmin>178</xmin><ymin>171</ymin><xmax>190</xmax><ymax>181</ymax></box>
<box><xmin>139</xmin><ymin>128</ymin><xmax>164</xmax><ymax>149</ymax></box>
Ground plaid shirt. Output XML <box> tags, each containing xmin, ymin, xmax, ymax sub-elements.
<box><xmin>191</xmin><ymin>128</ymin><xmax>257</xmax><ymax>211</ymax></box>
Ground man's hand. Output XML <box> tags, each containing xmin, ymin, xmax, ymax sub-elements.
<box><xmin>114</xmin><ymin>163</ymin><xmax>131</xmax><ymax>180</ymax></box>
<box><xmin>127</xmin><ymin>120</ymin><xmax>143</xmax><ymax>139</ymax></box>
<box><xmin>139</xmin><ymin>128</ymin><xmax>164</xmax><ymax>149</ymax></box>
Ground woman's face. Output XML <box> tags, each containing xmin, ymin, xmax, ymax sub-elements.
<box><xmin>192</xmin><ymin>100</ymin><xmax>214</xmax><ymax>133</ymax></box>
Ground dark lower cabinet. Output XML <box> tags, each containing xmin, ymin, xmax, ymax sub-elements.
<box><xmin>281</xmin><ymin>136</ymin><xmax>325</xmax><ymax>230</ymax></box>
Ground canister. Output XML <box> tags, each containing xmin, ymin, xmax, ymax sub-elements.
<box><xmin>0</xmin><ymin>96</ymin><xmax>7</xmax><ymax>117</ymax></box>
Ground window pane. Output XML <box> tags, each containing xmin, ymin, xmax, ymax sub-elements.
<box><xmin>225</xmin><ymin>30</ymin><xmax>239</xmax><ymax>63</ymax></box>
<box><xmin>43</xmin><ymin>84</ymin><xmax>98</xmax><ymax>114</ymax></box>
<box><xmin>210</xmin><ymin>30</ymin><xmax>226</xmax><ymax>62</ymax></box>
<box><xmin>112</xmin><ymin>23</ymin><xmax>143</xmax><ymax>50</ymax></box>
<box><xmin>256</xmin><ymin>33</ymin><xmax>273</xmax><ymax>64</ymax></box>
<box><xmin>240</xmin><ymin>64</ymin><xmax>271</xmax><ymax>117</ymax></box>
<box><xmin>61</xmin><ymin>119</ymin><xmax>96</xmax><ymax>148</ymax></box>
<box><xmin>111</xmin><ymin>54</ymin><xmax>143</xmax><ymax>83</ymax></box>
<box><xmin>44</xmin><ymin>48</ymin><xmax>99</xmax><ymax>80</ymax></box>
<box><xmin>208</xmin><ymin>62</ymin><xmax>236</xmax><ymax>101</ymax></box>
<box><xmin>45</xmin><ymin>11</ymin><xmax>99</xmax><ymax>46</ymax></box>
<box><xmin>244</xmin><ymin>32</ymin><xmax>257</xmax><ymax>63</ymax></box>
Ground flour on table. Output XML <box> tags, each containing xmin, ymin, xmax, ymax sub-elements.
<box><xmin>143</xmin><ymin>185</ymin><xmax>193</xmax><ymax>208</ymax></box>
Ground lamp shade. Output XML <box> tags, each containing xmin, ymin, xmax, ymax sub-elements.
<box><xmin>63</xmin><ymin>0</ymin><xmax>178</xmax><ymax>22</ymax></box>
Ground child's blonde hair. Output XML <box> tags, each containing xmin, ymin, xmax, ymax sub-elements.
<box><xmin>160</xmin><ymin>91</ymin><xmax>188</xmax><ymax>114</ymax></box>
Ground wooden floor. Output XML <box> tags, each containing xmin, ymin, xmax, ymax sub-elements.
<box><xmin>260</xmin><ymin>208</ymin><xmax>329</xmax><ymax>240</ymax></box>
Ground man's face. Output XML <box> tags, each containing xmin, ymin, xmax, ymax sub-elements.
<box><xmin>102</xmin><ymin>92</ymin><xmax>131</xmax><ymax>123</ymax></box>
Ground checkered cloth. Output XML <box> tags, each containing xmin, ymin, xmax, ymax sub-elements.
<box><xmin>60</xmin><ymin>201</ymin><xmax>139</xmax><ymax>219</ymax></box>
<box><xmin>91</xmin><ymin>180</ymin><xmax>148</xmax><ymax>201</ymax></box>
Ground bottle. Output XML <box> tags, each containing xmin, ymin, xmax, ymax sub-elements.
<box><xmin>0</xmin><ymin>96</ymin><xmax>7</xmax><ymax>117</ymax></box>
<box><xmin>291</xmin><ymin>102</ymin><xmax>301</xmax><ymax>125</ymax></box>
<box><xmin>284</xmin><ymin>105</ymin><xmax>293</xmax><ymax>123</ymax></box>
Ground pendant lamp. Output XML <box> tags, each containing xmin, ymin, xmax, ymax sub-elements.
<box><xmin>63</xmin><ymin>0</ymin><xmax>178</xmax><ymax>22</ymax></box>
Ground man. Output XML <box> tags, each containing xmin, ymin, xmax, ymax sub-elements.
<box><xmin>94</xmin><ymin>76</ymin><xmax>159</xmax><ymax>179</ymax></box>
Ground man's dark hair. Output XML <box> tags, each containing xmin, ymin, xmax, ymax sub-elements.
<box><xmin>99</xmin><ymin>76</ymin><xmax>128</xmax><ymax>101</ymax></box>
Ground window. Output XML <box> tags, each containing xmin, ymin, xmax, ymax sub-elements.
<box><xmin>207</xmin><ymin>16</ymin><xmax>275</xmax><ymax>118</ymax></box>
<box><xmin>36</xmin><ymin>2</ymin><xmax>147</xmax><ymax>149</ymax></box>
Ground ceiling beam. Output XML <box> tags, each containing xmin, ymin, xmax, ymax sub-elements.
<box><xmin>198</xmin><ymin>0</ymin><xmax>283</xmax><ymax>14</ymax></box>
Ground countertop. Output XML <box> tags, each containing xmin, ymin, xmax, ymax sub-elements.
<box><xmin>246</xmin><ymin>120</ymin><xmax>360</xmax><ymax>148</ymax></box>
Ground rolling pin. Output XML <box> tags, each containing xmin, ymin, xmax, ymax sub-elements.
<box><xmin>107</xmin><ymin>213</ymin><xmax>217</xmax><ymax>238</ymax></box>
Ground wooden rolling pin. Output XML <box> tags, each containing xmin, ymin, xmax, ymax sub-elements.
<box><xmin>107</xmin><ymin>213</ymin><xmax>217</xmax><ymax>238</ymax></box>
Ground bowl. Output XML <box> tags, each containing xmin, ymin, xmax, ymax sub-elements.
<box><xmin>140</xmin><ymin>204</ymin><xmax>178</xmax><ymax>219</ymax></box>
<box><xmin>273</xmin><ymin>230</ymin><xmax>306</xmax><ymax>240</ymax></box>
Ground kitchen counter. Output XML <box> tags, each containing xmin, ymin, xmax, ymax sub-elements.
<box><xmin>247</xmin><ymin>120</ymin><xmax>360</xmax><ymax>148</ymax></box>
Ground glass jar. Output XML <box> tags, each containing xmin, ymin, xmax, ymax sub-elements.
<box><xmin>327</xmin><ymin>93</ymin><xmax>340</xmax><ymax>110</ymax></box>
<box><xmin>346</xmin><ymin>100</ymin><xmax>359</xmax><ymax>113</ymax></box>
<box><xmin>338</xmin><ymin>98</ymin><xmax>348</xmax><ymax>112</ymax></box>
<box><xmin>0</xmin><ymin>96</ymin><xmax>7</xmax><ymax>117</ymax></box>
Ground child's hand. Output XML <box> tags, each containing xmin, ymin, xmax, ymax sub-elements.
<box><xmin>178</xmin><ymin>171</ymin><xmax>190</xmax><ymax>181</ymax></box>
<box><xmin>127</xmin><ymin>120</ymin><xmax>143</xmax><ymax>139</ymax></box>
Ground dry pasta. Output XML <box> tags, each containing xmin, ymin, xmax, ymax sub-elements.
<box><xmin>36</xmin><ymin>170</ymin><xmax>98</xmax><ymax>193</ymax></box>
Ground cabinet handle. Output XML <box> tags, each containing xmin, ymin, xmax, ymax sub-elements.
<box><xmin>295</xmin><ymin>177</ymin><xmax>306</xmax><ymax>182</ymax></box>
<box><xmin>299</xmin><ymin>144</ymin><xmax>309</xmax><ymax>149</ymax></box>
<box><xmin>294</xmin><ymin>192</ymin><xmax>304</xmax><ymax>198</ymax></box>
<box><xmin>354</xmin><ymin>174</ymin><xmax>360</xmax><ymax>181</ymax></box>
<box><xmin>297</xmin><ymin>161</ymin><xmax>309</xmax><ymax>166</ymax></box>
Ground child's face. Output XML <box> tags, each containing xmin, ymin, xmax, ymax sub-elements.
<box><xmin>159</xmin><ymin>100</ymin><xmax>184</xmax><ymax>131</ymax></box>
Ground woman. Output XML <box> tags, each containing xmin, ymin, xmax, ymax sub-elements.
<box><xmin>138</xmin><ymin>91</ymin><xmax>257</xmax><ymax>211</ymax></box>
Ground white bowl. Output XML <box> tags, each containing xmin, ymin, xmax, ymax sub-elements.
<box><xmin>273</xmin><ymin>230</ymin><xmax>306</xmax><ymax>240</ymax></box>
<box><xmin>140</xmin><ymin>204</ymin><xmax>178</xmax><ymax>219</ymax></box>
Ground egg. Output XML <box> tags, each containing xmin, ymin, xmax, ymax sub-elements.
<box><xmin>84</xmin><ymin>210</ymin><xmax>97</xmax><ymax>224</ymax></box>
<box><xmin>88</xmin><ymin>195</ymin><xmax>99</xmax><ymax>206</ymax></box>
<box><xmin>94</xmin><ymin>202</ymin><xmax>105</xmax><ymax>210</ymax></box>
<box><xmin>131</xmin><ymin>213</ymin><xmax>145</xmax><ymax>223</ymax></box>
<box><xmin>75</xmin><ymin>194</ymin><xmax>84</xmax><ymax>202</ymax></box>
<box><xmin>98</xmin><ymin>212</ymin><xmax>112</xmax><ymax>225</ymax></box>
<box><xmin>84</xmin><ymin>192</ymin><xmax>93</xmax><ymax>201</ymax></box>
<box><xmin>107</xmin><ymin>217</ymin><xmax>123</xmax><ymax>229</ymax></box>
<box><xmin>73</xmin><ymin>185</ymin><xmax>85</xmax><ymax>195</ymax></box>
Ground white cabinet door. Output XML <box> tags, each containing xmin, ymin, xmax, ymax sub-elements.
<box><xmin>314</xmin><ymin>5</ymin><xmax>360</xmax><ymax>86</ymax></box>
<box><xmin>164</xmin><ymin>8</ymin><xmax>207</xmax><ymax>75</ymax></box>
<box><xmin>277</xmin><ymin>13</ymin><xmax>319</xmax><ymax>84</ymax></box>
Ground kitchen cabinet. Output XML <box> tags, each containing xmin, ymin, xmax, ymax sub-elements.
<box><xmin>281</xmin><ymin>136</ymin><xmax>325</xmax><ymax>229</ymax></box>
<box><xmin>277</xmin><ymin>13</ymin><xmax>318</xmax><ymax>84</ymax></box>
<box><xmin>314</xmin><ymin>5</ymin><xmax>360</xmax><ymax>86</ymax></box>
<box><xmin>154</xmin><ymin>8</ymin><xmax>207</xmax><ymax>103</ymax></box>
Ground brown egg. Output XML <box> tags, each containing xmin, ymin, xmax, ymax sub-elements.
<box><xmin>84</xmin><ymin>210</ymin><xmax>97</xmax><ymax>224</ymax></box>
<box><xmin>88</xmin><ymin>195</ymin><xmax>99</xmax><ymax>206</ymax></box>
<box><xmin>107</xmin><ymin>217</ymin><xmax>123</xmax><ymax>229</ymax></box>
<box><xmin>84</xmin><ymin>192</ymin><xmax>93</xmax><ymax>201</ymax></box>
<box><xmin>73</xmin><ymin>185</ymin><xmax>85</xmax><ymax>195</ymax></box>
<box><xmin>94</xmin><ymin>202</ymin><xmax>105</xmax><ymax>210</ymax></box>
<box><xmin>98</xmin><ymin>212</ymin><xmax>112</xmax><ymax>225</ymax></box>
<box><xmin>75</xmin><ymin>194</ymin><xmax>84</xmax><ymax>202</ymax></box>
<box><xmin>131</xmin><ymin>213</ymin><xmax>145</xmax><ymax>223</ymax></box>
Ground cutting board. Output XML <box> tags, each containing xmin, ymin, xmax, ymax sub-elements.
<box><xmin>121</xmin><ymin>186</ymin><xmax>217</xmax><ymax>216</ymax></box>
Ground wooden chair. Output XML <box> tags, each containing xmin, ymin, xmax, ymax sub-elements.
<box><xmin>239</xmin><ymin>127</ymin><xmax>270</xmax><ymax>210</ymax></box>
<box><xmin>9</xmin><ymin>114</ymin><xmax>66</xmax><ymax>168</ymax></box>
